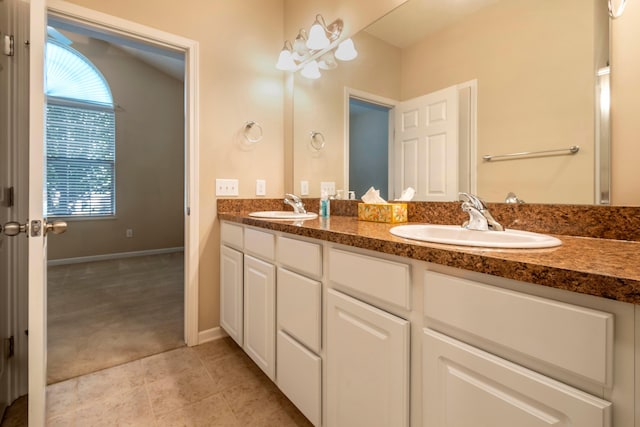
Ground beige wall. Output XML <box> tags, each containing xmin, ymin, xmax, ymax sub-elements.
<box><xmin>293</xmin><ymin>31</ymin><xmax>401</xmax><ymax>197</ymax></box>
<box><xmin>63</xmin><ymin>0</ymin><xmax>285</xmax><ymax>332</ymax></box>
<box><xmin>401</xmin><ymin>0</ymin><xmax>599</xmax><ymax>204</ymax></box>
<box><xmin>48</xmin><ymin>34</ymin><xmax>184</xmax><ymax>260</ymax></box>
<box><xmin>611</xmin><ymin>0</ymin><xmax>640</xmax><ymax>206</ymax></box>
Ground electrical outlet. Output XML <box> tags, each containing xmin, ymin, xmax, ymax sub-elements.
<box><xmin>300</xmin><ymin>180</ymin><xmax>309</xmax><ymax>196</ymax></box>
<box><xmin>320</xmin><ymin>181</ymin><xmax>336</xmax><ymax>196</ymax></box>
<box><xmin>126</xmin><ymin>229</ymin><xmax>133</xmax><ymax>238</ymax></box>
<box><xmin>215</xmin><ymin>179</ymin><xmax>239</xmax><ymax>196</ymax></box>
<box><xmin>256</xmin><ymin>179</ymin><xmax>266</xmax><ymax>196</ymax></box>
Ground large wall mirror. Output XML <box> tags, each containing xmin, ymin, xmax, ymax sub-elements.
<box><xmin>291</xmin><ymin>0</ymin><xmax>611</xmax><ymax>204</ymax></box>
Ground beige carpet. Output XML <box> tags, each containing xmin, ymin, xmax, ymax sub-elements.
<box><xmin>47</xmin><ymin>252</ymin><xmax>184</xmax><ymax>384</ymax></box>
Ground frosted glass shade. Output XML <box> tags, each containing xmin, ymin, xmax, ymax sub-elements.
<box><xmin>307</xmin><ymin>23</ymin><xmax>330</xmax><ymax>50</ymax></box>
<box><xmin>301</xmin><ymin>60</ymin><xmax>321</xmax><ymax>79</ymax></box>
<box><xmin>335</xmin><ymin>38</ymin><xmax>358</xmax><ymax>61</ymax></box>
<box><xmin>276</xmin><ymin>49</ymin><xmax>296</xmax><ymax>71</ymax></box>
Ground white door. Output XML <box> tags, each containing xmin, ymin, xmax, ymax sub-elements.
<box><xmin>0</xmin><ymin>0</ymin><xmax>13</xmax><ymax>416</ymax></box>
<box><xmin>326</xmin><ymin>289</ymin><xmax>410</xmax><ymax>427</ymax></box>
<box><xmin>0</xmin><ymin>0</ymin><xmax>47</xmax><ymax>424</ymax></box>
<box><xmin>394</xmin><ymin>85</ymin><xmax>458</xmax><ymax>201</ymax></box>
<box><xmin>423</xmin><ymin>328</ymin><xmax>612</xmax><ymax>427</ymax></box>
<box><xmin>0</xmin><ymin>0</ymin><xmax>48</xmax><ymax>424</ymax></box>
<box><xmin>243</xmin><ymin>254</ymin><xmax>275</xmax><ymax>380</ymax></box>
<box><xmin>28</xmin><ymin>1</ymin><xmax>49</xmax><ymax>425</ymax></box>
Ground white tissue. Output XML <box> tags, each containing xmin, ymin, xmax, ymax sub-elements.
<box><xmin>361</xmin><ymin>186</ymin><xmax>387</xmax><ymax>204</ymax></box>
<box><xmin>395</xmin><ymin>187</ymin><xmax>415</xmax><ymax>202</ymax></box>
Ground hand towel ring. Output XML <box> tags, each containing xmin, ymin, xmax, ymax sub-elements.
<box><xmin>244</xmin><ymin>121</ymin><xmax>263</xmax><ymax>144</ymax></box>
<box><xmin>310</xmin><ymin>131</ymin><xmax>325</xmax><ymax>151</ymax></box>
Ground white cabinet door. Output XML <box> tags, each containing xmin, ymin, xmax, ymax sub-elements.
<box><xmin>423</xmin><ymin>328</ymin><xmax>612</xmax><ymax>427</ymax></box>
<box><xmin>220</xmin><ymin>245</ymin><xmax>243</xmax><ymax>346</ymax></box>
<box><xmin>327</xmin><ymin>289</ymin><xmax>410</xmax><ymax>427</ymax></box>
<box><xmin>244</xmin><ymin>255</ymin><xmax>276</xmax><ymax>380</ymax></box>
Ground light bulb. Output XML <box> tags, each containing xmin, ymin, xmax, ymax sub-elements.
<box><xmin>301</xmin><ymin>60</ymin><xmax>321</xmax><ymax>79</ymax></box>
<box><xmin>335</xmin><ymin>38</ymin><xmax>358</xmax><ymax>61</ymax></box>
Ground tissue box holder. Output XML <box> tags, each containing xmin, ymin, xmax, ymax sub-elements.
<box><xmin>358</xmin><ymin>203</ymin><xmax>408</xmax><ymax>223</ymax></box>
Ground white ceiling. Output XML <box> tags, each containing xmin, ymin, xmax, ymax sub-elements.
<box><xmin>364</xmin><ymin>0</ymin><xmax>500</xmax><ymax>48</ymax></box>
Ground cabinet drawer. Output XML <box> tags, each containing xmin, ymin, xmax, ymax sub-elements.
<box><xmin>277</xmin><ymin>331</ymin><xmax>321</xmax><ymax>427</ymax></box>
<box><xmin>329</xmin><ymin>248</ymin><xmax>410</xmax><ymax>311</ymax></box>
<box><xmin>244</xmin><ymin>227</ymin><xmax>275</xmax><ymax>261</ymax></box>
<box><xmin>277</xmin><ymin>236</ymin><xmax>322</xmax><ymax>278</ymax></box>
<box><xmin>424</xmin><ymin>270</ymin><xmax>613</xmax><ymax>386</ymax></box>
<box><xmin>220</xmin><ymin>221</ymin><xmax>243</xmax><ymax>249</ymax></box>
<box><xmin>277</xmin><ymin>268</ymin><xmax>322</xmax><ymax>353</ymax></box>
<box><xmin>423</xmin><ymin>328</ymin><xmax>611</xmax><ymax>427</ymax></box>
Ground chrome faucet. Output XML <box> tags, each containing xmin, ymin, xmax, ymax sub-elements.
<box><xmin>284</xmin><ymin>193</ymin><xmax>307</xmax><ymax>214</ymax></box>
<box><xmin>459</xmin><ymin>192</ymin><xmax>504</xmax><ymax>231</ymax></box>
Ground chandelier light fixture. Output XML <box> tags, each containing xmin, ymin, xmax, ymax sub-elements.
<box><xmin>276</xmin><ymin>14</ymin><xmax>358</xmax><ymax>78</ymax></box>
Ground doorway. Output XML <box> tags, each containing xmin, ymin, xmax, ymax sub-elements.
<box><xmin>44</xmin><ymin>17</ymin><xmax>187</xmax><ymax>384</ymax></box>
<box><xmin>348</xmin><ymin>98</ymin><xmax>392</xmax><ymax>200</ymax></box>
<box><xmin>1</xmin><ymin>1</ymin><xmax>200</xmax><ymax>421</ymax></box>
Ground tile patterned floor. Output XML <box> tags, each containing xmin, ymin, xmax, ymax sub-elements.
<box><xmin>45</xmin><ymin>337</ymin><xmax>312</xmax><ymax>426</ymax></box>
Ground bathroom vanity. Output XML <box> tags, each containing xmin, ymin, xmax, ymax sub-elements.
<box><xmin>218</xmin><ymin>202</ymin><xmax>640</xmax><ymax>427</ymax></box>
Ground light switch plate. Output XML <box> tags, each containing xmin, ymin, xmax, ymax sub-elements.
<box><xmin>256</xmin><ymin>179</ymin><xmax>266</xmax><ymax>196</ymax></box>
<box><xmin>216</xmin><ymin>179</ymin><xmax>239</xmax><ymax>196</ymax></box>
<box><xmin>320</xmin><ymin>181</ymin><xmax>336</xmax><ymax>196</ymax></box>
<box><xmin>300</xmin><ymin>180</ymin><xmax>309</xmax><ymax>196</ymax></box>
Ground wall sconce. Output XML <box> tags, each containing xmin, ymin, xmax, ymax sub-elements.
<box><xmin>276</xmin><ymin>14</ymin><xmax>358</xmax><ymax>78</ymax></box>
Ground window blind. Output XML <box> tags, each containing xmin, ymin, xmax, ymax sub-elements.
<box><xmin>46</xmin><ymin>103</ymin><xmax>116</xmax><ymax>217</ymax></box>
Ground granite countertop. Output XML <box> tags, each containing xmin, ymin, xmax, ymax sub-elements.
<box><xmin>218</xmin><ymin>212</ymin><xmax>640</xmax><ymax>305</ymax></box>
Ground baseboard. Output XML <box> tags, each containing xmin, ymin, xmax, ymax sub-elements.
<box><xmin>48</xmin><ymin>247</ymin><xmax>184</xmax><ymax>266</ymax></box>
<box><xmin>197</xmin><ymin>327</ymin><xmax>228</xmax><ymax>345</ymax></box>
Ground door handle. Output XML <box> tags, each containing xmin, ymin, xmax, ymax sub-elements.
<box><xmin>1</xmin><ymin>221</ymin><xmax>28</xmax><ymax>236</ymax></box>
<box><xmin>1</xmin><ymin>220</ymin><xmax>68</xmax><ymax>237</ymax></box>
<box><xmin>44</xmin><ymin>220</ymin><xmax>67</xmax><ymax>235</ymax></box>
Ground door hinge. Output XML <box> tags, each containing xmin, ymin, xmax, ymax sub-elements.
<box><xmin>4</xmin><ymin>336</ymin><xmax>14</xmax><ymax>359</ymax></box>
<box><xmin>3</xmin><ymin>34</ymin><xmax>14</xmax><ymax>57</ymax></box>
<box><xmin>3</xmin><ymin>186</ymin><xmax>15</xmax><ymax>207</ymax></box>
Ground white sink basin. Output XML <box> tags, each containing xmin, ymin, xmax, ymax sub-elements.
<box><xmin>389</xmin><ymin>224</ymin><xmax>561</xmax><ymax>249</ymax></box>
<box><xmin>249</xmin><ymin>211</ymin><xmax>318</xmax><ymax>220</ymax></box>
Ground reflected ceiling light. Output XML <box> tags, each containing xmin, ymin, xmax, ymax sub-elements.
<box><xmin>318</xmin><ymin>51</ymin><xmax>337</xmax><ymax>70</ymax></box>
<box><xmin>275</xmin><ymin>13</ymin><xmax>354</xmax><ymax>79</ymax></box>
<box><xmin>334</xmin><ymin>38</ymin><xmax>358</xmax><ymax>61</ymax></box>
<box><xmin>276</xmin><ymin>41</ymin><xmax>296</xmax><ymax>71</ymax></box>
<box><xmin>292</xmin><ymin>29</ymin><xmax>308</xmax><ymax>61</ymax></box>
<box><xmin>301</xmin><ymin>60</ymin><xmax>321</xmax><ymax>79</ymax></box>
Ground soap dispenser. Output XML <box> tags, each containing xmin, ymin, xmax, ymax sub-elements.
<box><xmin>319</xmin><ymin>190</ymin><xmax>330</xmax><ymax>218</ymax></box>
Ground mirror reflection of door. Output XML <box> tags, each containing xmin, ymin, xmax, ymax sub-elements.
<box><xmin>348</xmin><ymin>98</ymin><xmax>392</xmax><ymax>200</ymax></box>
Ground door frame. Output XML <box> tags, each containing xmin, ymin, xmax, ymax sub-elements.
<box><xmin>46</xmin><ymin>0</ymin><xmax>200</xmax><ymax>345</ymax></box>
<box><xmin>30</xmin><ymin>0</ymin><xmax>200</xmax><ymax>422</ymax></box>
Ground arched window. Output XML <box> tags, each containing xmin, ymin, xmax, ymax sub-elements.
<box><xmin>45</xmin><ymin>38</ymin><xmax>116</xmax><ymax>217</ymax></box>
